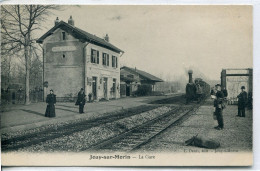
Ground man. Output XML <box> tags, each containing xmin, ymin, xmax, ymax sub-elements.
<box><xmin>214</xmin><ymin>84</ymin><xmax>224</xmax><ymax>130</ymax></box>
<box><xmin>76</xmin><ymin>88</ymin><xmax>86</xmax><ymax>114</ymax></box>
<box><xmin>237</xmin><ymin>86</ymin><xmax>247</xmax><ymax>117</ymax></box>
<box><xmin>45</xmin><ymin>89</ymin><xmax>56</xmax><ymax>118</ymax></box>
<box><xmin>222</xmin><ymin>87</ymin><xmax>228</xmax><ymax>108</ymax></box>
<box><xmin>222</xmin><ymin>87</ymin><xmax>228</xmax><ymax>98</ymax></box>
<box><xmin>247</xmin><ymin>91</ymin><xmax>253</xmax><ymax>110</ymax></box>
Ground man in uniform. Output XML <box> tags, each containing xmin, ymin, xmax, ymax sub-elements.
<box><xmin>214</xmin><ymin>84</ymin><xmax>224</xmax><ymax>130</ymax></box>
<box><xmin>76</xmin><ymin>88</ymin><xmax>86</xmax><ymax>114</ymax></box>
<box><xmin>222</xmin><ymin>87</ymin><xmax>228</xmax><ymax>98</ymax></box>
<box><xmin>222</xmin><ymin>87</ymin><xmax>228</xmax><ymax>108</ymax></box>
<box><xmin>237</xmin><ymin>86</ymin><xmax>247</xmax><ymax>117</ymax></box>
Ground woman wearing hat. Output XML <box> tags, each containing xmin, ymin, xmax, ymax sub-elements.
<box><xmin>45</xmin><ymin>89</ymin><xmax>56</xmax><ymax>117</ymax></box>
<box><xmin>76</xmin><ymin>88</ymin><xmax>86</xmax><ymax>114</ymax></box>
<box><xmin>237</xmin><ymin>86</ymin><xmax>248</xmax><ymax>117</ymax></box>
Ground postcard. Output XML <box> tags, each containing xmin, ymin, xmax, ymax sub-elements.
<box><xmin>1</xmin><ymin>5</ymin><xmax>253</xmax><ymax>166</ymax></box>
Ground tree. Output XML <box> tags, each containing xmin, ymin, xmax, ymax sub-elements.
<box><xmin>1</xmin><ymin>5</ymin><xmax>57</xmax><ymax>104</ymax></box>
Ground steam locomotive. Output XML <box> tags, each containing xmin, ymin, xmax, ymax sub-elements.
<box><xmin>185</xmin><ymin>70</ymin><xmax>210</xmax><ymax>104</ymax></box>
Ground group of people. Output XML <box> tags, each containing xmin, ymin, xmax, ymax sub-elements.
<box><xmin>211</xmin><ymin>84</ymin><xmax>249</xmax><ymax>130</ymax></box>
<box><xmin>45</xmin><ymin>88</ymin><xmax>86</xmax><ymax>118</ymax></box>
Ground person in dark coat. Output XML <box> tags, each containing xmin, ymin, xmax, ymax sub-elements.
<box><xmin>247</xmin><ymin>91</ymin><xmax>253</xmax><ymax>110</ymax></box>
<box><xmin>76</xmin><ymin>88</ymin><xmax>86</xmax><ymax>114</ymax></box>
<box><xmin>222</xmin><ymin>87</ymin><xmax>228</xmax><ymax>98</ymax></box>
<box><xmin>45</xmin><ymin>89</ymin><xmax>56</xmax><ymax>117</ymax></box>
<box><xmin>237</xmin><ymin>86</ymin><xmax>247</xmax><ymax>117</ymax></box>
<box><xmin>222</xmin><ymin>87</ymin><xmax>228</xmax><ymax>108</ymax></box>
<box><xmin>214</xmin><ymin>84</ymin><xmax>224</xmax><ymax>130</ymax></box>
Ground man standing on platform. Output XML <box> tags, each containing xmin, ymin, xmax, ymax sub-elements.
<box><xmin>237</xmin><ymin>86</ymin><xmax>247</xmax><ymax>117</ymax></box>
<box><xmin>214</xmin><ymin>84</ymin><xmax>224</xmax><ymax>130</ymax></box>
<box><xmin>76</xmin><ymin>88</ymin><xmax>86</xmax><ymax>114</ymax></box>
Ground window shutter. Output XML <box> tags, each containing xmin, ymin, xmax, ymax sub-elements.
<box><xmin>97</xmin><ymin>51</ymin><xmax>99</xmax><ymax>64</ymax></box>
<box><xmin>107</xmin><ymin>54</ymin><xmax>109</xmax><ymax>66</ymax></box>
<box><xmin>116</xmin><ymin>57</ymin><xmax>118</xmax><ymax>68</ymax></box>
<box><xmin>91</xmin><ymin>49</ymin><xmax>94</xmax><ymax>63</ymax></box>
<box><xmin>103</xmin><ymin>53</ymin><xmax>106</xmax><ymax>65</ymax></box>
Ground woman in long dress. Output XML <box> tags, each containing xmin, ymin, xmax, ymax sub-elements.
<box><xmin>45</xmin><ymin>89</ymin><xmax>56</xmax><ymax>117</ymax></box>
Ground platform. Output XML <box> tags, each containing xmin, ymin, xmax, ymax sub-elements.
<box><xmin>0</xmin><ymin>95</ymin><xmax>174</xmax><ymax>133</ymax></box>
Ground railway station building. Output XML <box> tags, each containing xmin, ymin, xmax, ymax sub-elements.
<box><xmin>221</xmin><ymin>68</ymin><xmax>253</xmax><ymax>103</ymax></box>
<box><xmin>120</xmin><ymin>66</ymin><xmax>163</xmax><ymax>97</ymax></box>
<box><xmin>37</xmin><ymin>16</ymin><xmax>124</xmax><ymax>101</ymax></box>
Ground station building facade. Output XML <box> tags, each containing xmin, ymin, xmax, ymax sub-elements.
<box><xmin>37</xmin><ymin>16</ymin><xmax>124</xmax><ymax>101</ymax></box>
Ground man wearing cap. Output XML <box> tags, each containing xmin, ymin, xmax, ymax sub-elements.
<box><xmin>237</xmin><ymin>86</ymin><xmax>248</xmax><ymax>117</ymax></box>
<box><xmin>76</xmin><ymin>88</ymin><xmax>86</xmax><ymax>114</ymax></box>
<box><xmin>45</xmin><ymin>89</ymin><xmax>56</xmax><ymax>117</ymax></box>
<box><xmin>214</xmin><ymin>84</ymin><xmax>224</xmax><ymax>130</ymax></box>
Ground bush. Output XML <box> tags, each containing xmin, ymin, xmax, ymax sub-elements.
<box><xmin>133</xmin><ymin>84</ymin><xmax>152</xmax><ymax>96</ymax></box>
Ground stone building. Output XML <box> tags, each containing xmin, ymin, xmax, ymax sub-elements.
<box><xmin>37</xmin><ymin>16</ymin><xmax>124</xmax><ymax>101</ymax></box>
<box><xmin>221</xmin><ymin>68</ymin><xmax>253</xmax><ymax>102</ymax></box>
<box><xmin>120</xmin><ymin>66</ymin><xmax>163</xmax><ymax>97</ymax></box>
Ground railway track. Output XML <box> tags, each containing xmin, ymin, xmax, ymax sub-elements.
<box><xmin>86</xmin><ymin>103</ymin><xmax>200</xmax><ymax>152</ymax></box>
<box><xmin>2</xmin><ymin>94</ymin><xmax>198</xmax><ymax>152</ymax></box>
<box><xmin>2</xmin><ymin>104</ymin><xmax>164</xmax><ymax>152</ymax></box>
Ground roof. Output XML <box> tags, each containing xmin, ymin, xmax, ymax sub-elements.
<box><xmin>37</xmin><ymin>21</ymin><xmax>123</xmax><ymax>53</ymax></box>
<box><xmin>121</xmin><ymin>66</ymin><xmax>164</xmax><ymax>82</ymax></box>
<box><xmin>120</xmin><ymin>75</ymin><xmax>139</xmax><ymax>82</ymax></box>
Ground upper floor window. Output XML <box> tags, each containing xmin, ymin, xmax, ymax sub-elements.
<box><xmin>102</xmin><ymin>53</ymin><xmax>109</xmax><ymax>66</ymax></box>
<box><xmin>91</xmin><ymin>49</ymin><xmax>99</xmax><ymax>64</ymax></box>
<box><xmin>62</xmin><ymin>32</ymin><xmax>66</xmax><ymax>40</ymax></box>
<box><xmin>112</xmin><ymin>56</ymin><xmax>115</xmax><ymax>67</ymax></box>
<box><xmin>116</xmin><ymin>56</ymin><xmax>118</xmax><ymax>68</ymax></box>
<box><xmin>112</xmin><ymin>56</ymin><xmax>118</xmax><ymax>68</ymax></box>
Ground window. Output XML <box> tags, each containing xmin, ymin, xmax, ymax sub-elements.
<box><xmin>116</xmin><ymin>57</ymin><xmax>118</xmax><ymax>68</ymax></box>
<box><xmin>107</xmin><ymin>54</ymin><xmax>109</xmax><ymax>66</ymax></box>
<box><xmin>102</xmin><ymin>53</ymin><xmax>107</xmax><ymax>65</ymax></box>
<box><xmin>62</xmin><ymin>32</ymin><xmax>66</xmax><ymax>40</ymax></box>
<box><xmin>112</xmin><ymin>56</ymin><xmax>118</xmax><ymax>68</ymax></box>
<box><xmin>102</xmin><ymin>53</ymin><xmax>109</xmax><ymax>66</ymax></box>
<box><xmin>112</xmin><ymin>78</ymin><xmax>116</xmax><ymax>92</ymax></box>
<box><xmin>91</xmin><ymin>49</ymin><xmax>99</xmax><ymax>64</ymax></box>
<box><xmin>112</xmin><ymin>56</ymin><xmax>115</xmax><ymax>67</ymax></box>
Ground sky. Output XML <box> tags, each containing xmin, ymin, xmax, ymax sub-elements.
<box><xmin>35</xmin><ymin>5</ymin><xmax>253</xmax><ymax>82</ymax></box>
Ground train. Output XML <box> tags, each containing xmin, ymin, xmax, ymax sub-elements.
<box><xmin>185</xmin><ymin>70</ymin><xmax>210</xmax><ymax>104</ymax></box>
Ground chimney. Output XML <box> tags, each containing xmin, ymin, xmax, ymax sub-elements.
<box><xmin>54</xmin><ymin>17</ymin><xmax>59</xmax><ymax>26</ymax></box>
<box><xmin>68</xmin><ymin>15</ymin><xmax>74</xmax><ymax>26</ymax></box>
<box><xmin>188</xmin><ymin>70</ymin><xmax>193</xmax><ymax>83</ymax></box>
<box><xmin>104</xmin><ymin>34</ymin><xmax>109</xmax><ymax>42</ymax></box>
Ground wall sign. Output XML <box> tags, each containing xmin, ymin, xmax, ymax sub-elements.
<box><xmin>52</xmin><ymin>46</ymin><xmax>76</xmax><ymax>52</ymax></box>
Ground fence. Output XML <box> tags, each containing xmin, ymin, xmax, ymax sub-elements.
<box><xmin>1</xmin><ymin>90</ymin><xmax>43</xmax><ymax>104</ymax></box>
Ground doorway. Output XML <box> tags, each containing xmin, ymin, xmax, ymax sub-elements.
<box><xmin>92</xmin><ymin>77</ymin><xmax>97</xmax><ymax>100</ymax></box>
<box><xmin>103</xmin><ymin>77</ymin><xmax>108</xmax><ymax>99</ymax></box>
<box><xmin>126</xmin><ymin>84</ymin><xmax>131</xmax><ymax>96</ymax></box>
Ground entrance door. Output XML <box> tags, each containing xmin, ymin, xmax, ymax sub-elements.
<box><xmin>126</xmin><ymin>84</ymin><xmax>131</xmax><ymax>96</ymax></box>
<box><xmin>103</xmin><ymin>78</ymin><xmax>108</xmax><ymax>99</ymax></box>
<box><xmin>92</xmin><ymin>77</ymin><xmax>97</xmax><ymax>100</ymax></box>
<box><xmin>112</xmin><ymin>78</ymin><xmax>116</xmax><ymax>98</ymax></box>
